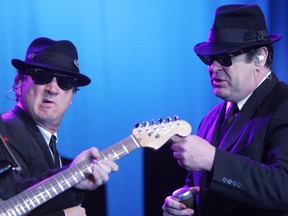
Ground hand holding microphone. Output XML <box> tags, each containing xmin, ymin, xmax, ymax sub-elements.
<box><xmin>172</xmin><ymin>187</ymin><xmax>194</xmax><ymax>208</ymax></box>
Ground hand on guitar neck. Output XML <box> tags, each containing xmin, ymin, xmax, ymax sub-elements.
<box><xmin>71</xmin><ymin>147</ymin><xmax>119</xmax><ymax>190</ymax></box>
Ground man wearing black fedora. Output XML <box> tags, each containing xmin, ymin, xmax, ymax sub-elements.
<box><xmin>0</xmin><ymin>37</ymin><xmax>118</xmax><ymax>215</ymax></box>
<box><xmin>163</xmin><ymin>4</ymin><xmax>288</xmax><ymax>216</ymax></box>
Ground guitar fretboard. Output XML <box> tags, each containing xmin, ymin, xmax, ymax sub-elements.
<box><xmin>0</xmin><ymin>135</ymin><xmax>140</xmax><ymax>216</ymax></box>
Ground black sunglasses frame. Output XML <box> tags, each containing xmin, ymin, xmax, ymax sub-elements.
<box><xmin>25</xmin><ymin>69</ymin><xmax>78</xmax><ymax>90</ymax></box>
<box><xmin>198</xmin><ymin>49</ymin><xmax>250</xmax><ymax>67</ymax></box>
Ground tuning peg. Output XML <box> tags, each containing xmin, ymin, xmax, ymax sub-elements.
<box><xmin>158</xmin><ymin>118</ymin><xmax>165</xmax><ymax>124</ymax></box>
<box><xmin>167</xmin><ymin>116</ymin><xmax>172</xmax><ymax>122</ymax></box>
<box><xmin>151</xmin><ymin>119</ymin><xmax>156</xmax><ymax>125</ymax></box>
<box><xmin>142</xmin><ymin>121</ymin><xmax>149</xmax><ymax>127</ymax></box>
<box><xmin>135</xmin><ymin>123</ymin><xmax>141</xmax><ymax>128</ymax></box>
<box><xmin>174</xmin><ymin>115</ymin><xmax>179</xmax><ymax>121</ymax></box>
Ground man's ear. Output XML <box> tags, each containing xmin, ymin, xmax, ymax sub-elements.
<box><xmin>16</xmin><ymin>79</ymin><xmax>23</xmax><ymax>97</ymax></box>
<box><xmin>254</xmin><ymin>47</ymin><xmax>268</xmax><ymax>67</ymax></box>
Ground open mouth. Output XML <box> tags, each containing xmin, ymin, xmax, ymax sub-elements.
<box><xmin>212</xmin><ymin>77</ymin><xmax>226</xmax><ymax>84</ymax></box>
<box><xmin>42</xmin><ymin>99</ymin><xmax>54</xmax><ymax>104</ymax></box>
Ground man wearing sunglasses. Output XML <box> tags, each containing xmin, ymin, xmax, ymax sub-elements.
<box><xmin>0</xmin><ymin>37</ymin><xmax>118</xmax><ymax>215</ymax></box>
<box><xmin>163</xmin><ymin>4</ymin><xmax>288</xmax><ymax>216</ymax></box>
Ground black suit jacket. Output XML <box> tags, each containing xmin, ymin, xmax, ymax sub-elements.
<box><xmin>186</xmin><ymin>73</ymin><xmax>288</xmax><ymax>216</ymax></box>
<box><xmin>1</xmin><ymin>106</ymin><xmax>84</xmax><ymax>216</ymax></box>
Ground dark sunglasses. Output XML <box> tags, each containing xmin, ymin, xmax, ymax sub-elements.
<box><xmin>198</xmin><ymin>49</ymin><xmax>249</xmax><ymax>67</ymax></box>
<box><xmin>25</xmin><ymin>69</ymin><xmax>78</xmax><ymax>90</ymax></box>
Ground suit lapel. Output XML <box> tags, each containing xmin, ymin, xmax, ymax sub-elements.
<box><xmin>198</xmin><ymin>102</ymin><xmax>227</xmax><ymax>146</ymax></box>
<box><xmin>12</xmin><ymin>106</ymin><xmax>57</xmax><ymax>168</ymax></box>
<box><xmin>218</xmin><ymin>110</ymin><xmax>249</xmax><ymax>150</ymax></box>
<box><xmin>209</xmin><ymin>103</ymin><xmax>226</xmax><ymax>146</ymax></box>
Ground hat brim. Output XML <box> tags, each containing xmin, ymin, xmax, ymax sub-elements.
<box><xmin>194</xmin><ymin>34</ymin><xmax>282</xmax><ymax>56</ymax></box>
<box><xmin>11</xmin><ymin>59</ymin><xmax>91</xmax><ymax>87</ymax></box>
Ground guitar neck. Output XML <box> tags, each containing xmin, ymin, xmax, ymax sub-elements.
<box><xmin>0</xmin><ymin>119</ymin><xmax>192</xmax><ymax>216</ymax></box>
<box><xmin>0</xmin><ymin>135</ymin><xmax>140</xmax><ymax>216</ymax></box>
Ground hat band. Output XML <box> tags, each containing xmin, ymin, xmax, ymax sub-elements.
<box><xmin>208</xmin><ymin>29</ymin><xmax>270</xmax><ymax>43</ymax></box>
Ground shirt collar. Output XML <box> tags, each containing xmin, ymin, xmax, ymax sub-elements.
<box><xmin>37</xmin><ymin>125</ymin><xmax>58</xmax><ymax>145</ymax></box>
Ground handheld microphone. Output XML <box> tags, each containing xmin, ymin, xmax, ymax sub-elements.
<box><xmin>172</xmin><ymin>187</ymin><xmax>194</xmax><ymax>208</ymax></box>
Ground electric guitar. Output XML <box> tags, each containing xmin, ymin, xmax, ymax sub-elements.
<box><xmin>0</xmin><ymin>118</ymin><xmax>192</xmax><ymax>216</ymax></box>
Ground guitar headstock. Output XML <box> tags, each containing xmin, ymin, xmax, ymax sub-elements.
<box><xmin>132</xmin><ymin>116</ymin><xmax>192</xmax><ymax>150</ymax></box>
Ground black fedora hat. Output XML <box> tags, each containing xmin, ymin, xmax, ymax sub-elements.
<box><xmin>12</xmin><ymin>37</ymin><xmax>91</xmax><ymax>87</ymax></box>
<box><xmin>194</xmin><ymin>4</ymin><xmax>282</xmax><ymax>56</ymax></box>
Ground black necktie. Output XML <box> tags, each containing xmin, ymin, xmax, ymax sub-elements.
<box><xmin>224</xmin><ymin>103</ymin><xmax>239</xmax><ymax>129</ymax></box>
<box><xmin>49</xmin><ymin>135</ymin><xmax>60</xmax><ymax>167</ymax></box>
<box><xmin>220</xmin><ymin>103</ymin><xmax>239</xmax><ymax>140</ymax></box>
